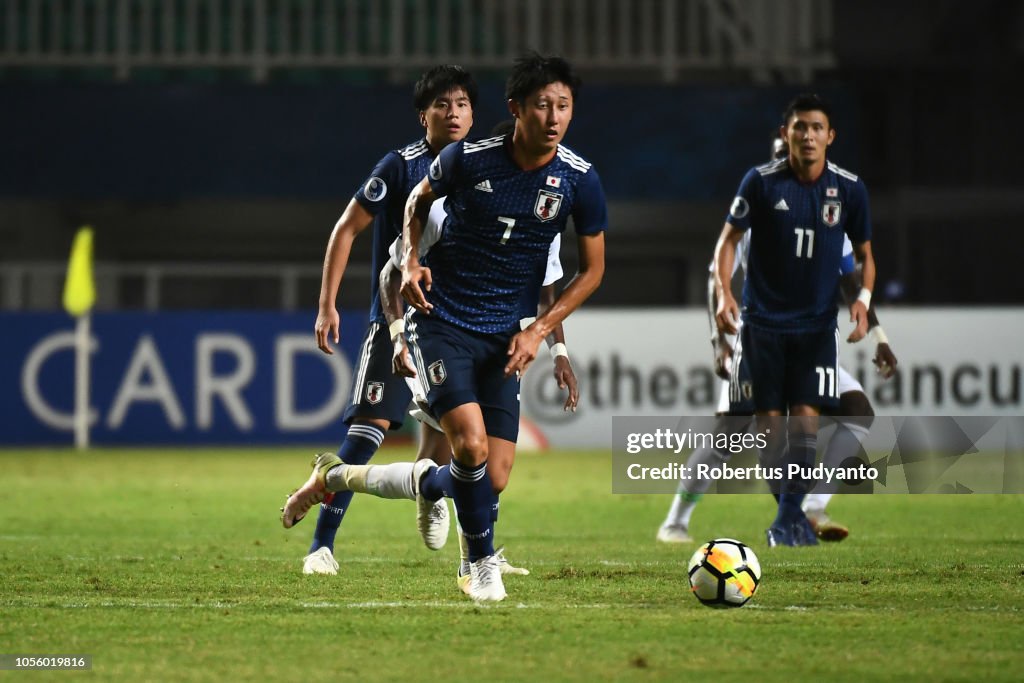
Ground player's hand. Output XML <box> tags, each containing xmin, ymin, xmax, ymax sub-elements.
<box><xmin>847</xmin><ymin>301</ymin><xmax>869</xmax><ymax>342</ymax></box>
<box><xmin>712</xmin><ymin>336</ymin><xmax>734</xmax><ymax>380</ymax></box>
<box><xmin>314</xmin><ymin>307</ymin><xmax>340</xmax><ymax>354</ymax></box>
<box><xmin>553</xmin><ymin>355</ymin><xmax>579</xmax><ymax>412</ymax></box>
<box><xmin>392</xmin><ymin>338</ymin><xmax>417</xmax><ymax>378</ymax></box>
<box><xmin>873</xmin><ymin>342</ymin><xmax>898</xmax><ymax>379</ymax></box>
<box><xmin>505</xmin><ymin>327</ymin><xmax>544</xmax><ymax>377</ymax></box>
<box><xmin>400</xmin><ymin>260</ymin><xmax>433</xmax><ymax>314</ymax></box>
<box><xmin>716</xmin><ymin>295</ymin><xmax>740</xmax><ymax>336</ymax></box>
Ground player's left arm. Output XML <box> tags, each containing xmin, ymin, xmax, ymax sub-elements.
<box><xmin>506</xmin><ymin>168</ymin><xmax>608</xmax><ymax>377</ymax></box>
<box><xmin>845</xmin><ymin>179</ymin><xmax>876</xmax><ymax>344</ymax></box>
<box><xmin>838</xmin><ymin>267</ymin><xmax>897</xmax><ymax>378</ymax></box>
<box><xmin>848</xmin><ymin>240</ymin><xmax>875</xmax><ymax>343</ymax></box>
<box><xmin>506</xmin><ymin>232</ymin><xmax>605</xmax><ymax>377</ymax></box>
<box><xmin>538</xmin><ymin>284</ymin><xmax>579</xmax><ymax>411</ymax></box>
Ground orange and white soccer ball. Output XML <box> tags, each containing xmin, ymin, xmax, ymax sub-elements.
<box><xmin>687</xmin><ymin>538</ymin><xmax>761</xmax><ymax>608</ymax></box>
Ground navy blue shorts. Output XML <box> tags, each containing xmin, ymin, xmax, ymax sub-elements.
<box><xmin>740</xmin><ymin>323</ymin><xmax>840</xmax><ymax>412</ymax></box>
<box><xmin>342</xmin><ymin>321</ymin><xmax>413</xmax><ymax>430</ymax></box>
<box><xmin>405</xmin><ymin>312</ymin><xmax>520</xmax><ymax>442</ymax></box>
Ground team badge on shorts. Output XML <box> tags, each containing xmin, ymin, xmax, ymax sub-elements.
<box><xmin>534</xmin><ymin>190</ymin><xmax>562</xmax><ymax>221</ymax></box>
<box><xmin>428</xmin><ymin>360</ymin><xmax>447</xmax><ymax>385</ymax></box>
<box><xmin>741</xmin><ymin>381</ymin><xmax>753</xmax><ymax>400</ymax></box>
<box><xmin>822</xmin><ymin>200</ymin><xmax>842</xmax><ymax>227</ymax></box>
<box><xmin>366</xmin><ymin>381</ymin><xmax>384</xmax><ymax>404</ymax></box>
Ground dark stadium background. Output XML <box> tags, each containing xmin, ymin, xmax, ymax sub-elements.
<box><xmin>3</xmin><ymin>0</ymin><xmax>1021</xmax><ymax>311</ymax></box>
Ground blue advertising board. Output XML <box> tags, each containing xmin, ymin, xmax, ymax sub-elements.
<box><xmin>1</xmin><ymin>311</ymin><xmax>369</xmax><ymax>445</ymax></box>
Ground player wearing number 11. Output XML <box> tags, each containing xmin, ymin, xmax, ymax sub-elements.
<box><xmin>713</xmin><ymin>93</ymin><xmax>876</xmax><ymax>547</ymax></box>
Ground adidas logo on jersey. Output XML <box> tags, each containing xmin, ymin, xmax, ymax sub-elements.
<box><xmin>774</xmin><ymin>198</ymin><xmax>790</xmax><ymax>211</ymax></box>
<box><xmin>474</xmin><ymin>179</ymin><xmax>493</xmax><ymax>193</ymax></box>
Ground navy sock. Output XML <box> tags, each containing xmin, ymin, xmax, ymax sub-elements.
<box><xmin>773</xmin><ymin>432</ymin><xmax>816</xmax><ymax>528</ymax></box>
<box><xmin>309</xmin><ymin>423</ymin><xmax>384</xmax><ymax>553</ymax></box>
<box><xmin>491</xmin><ymin>492</ymin><xmax>500</xmax><ymax>524</ymax></box>
<box><xmin>450</xmin><ymin>460</ymin><xmax>494</xmax><ymax>561</ymax></box>
<box><xmin>419</xmin><ymin>463</ymin><xmax>454</xmax><ymax>501</ymax></box>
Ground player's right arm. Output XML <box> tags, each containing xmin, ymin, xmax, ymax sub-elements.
<box><xmin>714</xmin><ymin>171</ymin><xmax>758</xmax><ymax>337</ymax></box>
<box><xmin>316</xmin><ymin>152</ymin><xmax>402</xmax><ymax>354</ymax></box>
<box><xmin>707</xmin><ymin>264</ymin><xmax>732</xmax><ymax>380</ymax></box>
<box><xmin>315</xmin><ymin>199</ymin><xmax>374</xmax><ymax>354</ymax></box>
<box><xmin>400</xmin><ymin>177</ymin><xmax>437</xmax><ymax>314</ymax></box>
<box><xmin>384</xmin><ymin>199</ymin><xmax>447</xmax><ymax>377</ymax></box>
<box><xmin>401</xmin><ymin>141</ymin><xmax>462</xmax><ymax>313</ymax></box>
<box><xmin>713</xmin><ymin>223</ymin><xmax>745</xmax><ymax>336</ymax></box>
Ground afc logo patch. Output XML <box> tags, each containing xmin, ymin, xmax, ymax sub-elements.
<box><xmin>363</xmin><ymin>177</ymin><xmax>387</xmax><ymax>202</ymax></box>
<box><xmin>534</xmin><ymin>190</ymin><xmax>563</xmax><ymax>221</ymax></box>
<box><xmin>730</xmin><ymin>195</ymin><xmax>750</xmax><ymax>219</ymax></box>
<box><xmin>428</xmin><ymin>360</ymin><xmax>447</xmax><ymax>385</ymax></box>
<box><xmin>365</xmin><ymin>381</ymin><xmax>384</xmax><ymax>404</ymax></box>
<box><xmin>429</xmin><ymin>156</ymin><xmax>442</xmax><ymax>180</ymax></box>
<box><xmin>822</xmin><ymin>200</ymin><xmax>842</xmax><ymax>227</ymax></box>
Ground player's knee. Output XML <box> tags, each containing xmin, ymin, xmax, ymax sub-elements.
<box><xmin>450</xmin><ymin>431</ymin><xmax>488</xmax><ymax>465</ymax></box>
<box><xmin>839</xmin><ymin>391</ymin><xmax>874</xmax><ymax>426</ymax></box>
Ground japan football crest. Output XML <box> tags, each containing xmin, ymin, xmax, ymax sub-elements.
<box><xmin>534</xmin><ymin>190</ymin><xmax>563</xmax><ymax>221</ymax></box>
<box><xmin>822</xmin><ymin>200</ymin><xmax>842</xmax><ymax>227</ymax></box>
<box><xmin>428</xmin><ymin>360</ymin><xmax>447</xmax><ymax>385</ymax></box>
<box><xmin>366</xmin><ymin>381</ymin><xmax>384</xmax><ymax>404</ymax></box>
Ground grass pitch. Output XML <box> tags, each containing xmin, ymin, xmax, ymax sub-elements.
<box><xmin>1</xmin><ymin>447</ymin><xmax>1022</xmax><ymax>681</ymax></box>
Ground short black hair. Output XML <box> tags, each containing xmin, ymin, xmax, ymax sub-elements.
<box><xmin>781</xmin><ymin>93</ymin><xmax>834</xmax><ymax>129</ymax></box>
<box><xmin>505</xmin><ymin>52</ymin><xmax>581</xmax><ymax>105</ymax></box>
<box><xmin>413</xmin><ymin>65</ymin><xmax>477</xmax><ymax>111</ymax></box>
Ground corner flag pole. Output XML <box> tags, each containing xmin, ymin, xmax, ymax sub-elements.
<box><xmin>63</xmin><ymin>227</ymin><xmax>96</xmax><ymax>450</ymax></box>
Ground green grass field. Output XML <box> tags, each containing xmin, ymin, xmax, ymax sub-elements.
<box><xmin>2</xmin><ymin>447</ymin><xmax>1022</xmax><ymax>681</ymax></box>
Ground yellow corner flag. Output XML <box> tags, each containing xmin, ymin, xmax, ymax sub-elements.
<box><xmin>63</xmin><ymin>226</ymin><xmax>96</xmax><ymax>317</ymax></box>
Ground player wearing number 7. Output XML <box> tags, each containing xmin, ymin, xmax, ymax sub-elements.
<box><xmin>398</xmin><ymin>53</ymin><xmax>607</xmax><ymax>601</ymax></box>
<box><xmin>713</xmin><ymin>93</ymin><xmax>876</xmax><ymax>547</ymax></box>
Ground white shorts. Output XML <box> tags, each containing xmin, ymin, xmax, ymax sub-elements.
<box><xmin>404</xmin><ymin>376</ymin><xmax>444</xmax><ymax>432</ymax></box>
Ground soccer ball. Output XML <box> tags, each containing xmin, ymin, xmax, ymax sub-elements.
<box><xmin>687</xmin><ymin>538</ymin><xmax>761</xmax><ymax>608</ymax></box>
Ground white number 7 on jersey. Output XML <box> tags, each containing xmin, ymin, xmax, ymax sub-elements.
<box><xmin>498</xmin><ymin>216</ymin><xmax>515</xmax><ymax>244</ymax></box>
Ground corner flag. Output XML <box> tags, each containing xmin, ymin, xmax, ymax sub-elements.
<box><xmin>63</xmin><ymin>226</ymin><xmax>96</xmax><ymax>317</ymax></box>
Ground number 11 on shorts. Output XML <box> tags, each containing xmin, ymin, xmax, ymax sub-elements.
<box><xmin>816</xmin><ymin>366</ymin><xmax>836</xmax><ymax>397</ymax></box>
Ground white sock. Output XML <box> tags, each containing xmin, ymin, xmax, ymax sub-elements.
<box><xmin>805</xmin><ymin>421</ymin><xmax>870</xmax><ymax>510</ymax></box>
<box><xmin>361</xmin><ymin>462</ymin><xmax>417</xmax><ymax>500</ymax></box>
<box><xmin>662</xmin><ymin>446</ymin><xmax>726</xmax><ymax>527</ymax></box>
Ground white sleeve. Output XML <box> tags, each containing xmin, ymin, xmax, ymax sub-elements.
<box><xmin>541</xmin><ymin>232</ymin><xmax>563</xmax><ymax>286</ymax></box>
<box><xmin>388</xmin><ymin>197</ymin><xmax>447</xmax><ymax>267</ymax></box>
<box><xmin>734</xmin><ymin>231</ymin><xmax>750</xmax><ymax>280</ymax></box>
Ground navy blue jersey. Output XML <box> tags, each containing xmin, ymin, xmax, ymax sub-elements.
<box><xmin>353</xmin><ymin>139</ymin><xmax>437</xmax><ymax>325</ymax></box>
<box><xmin>422</xmin><ymin>135</ymin><xmax>608</xmax><ymax>334</ymax></box>
<box><xmin>727</xmin><ymin>158</ymin><xmax>871</xmax><ymax>332</ymax></box>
